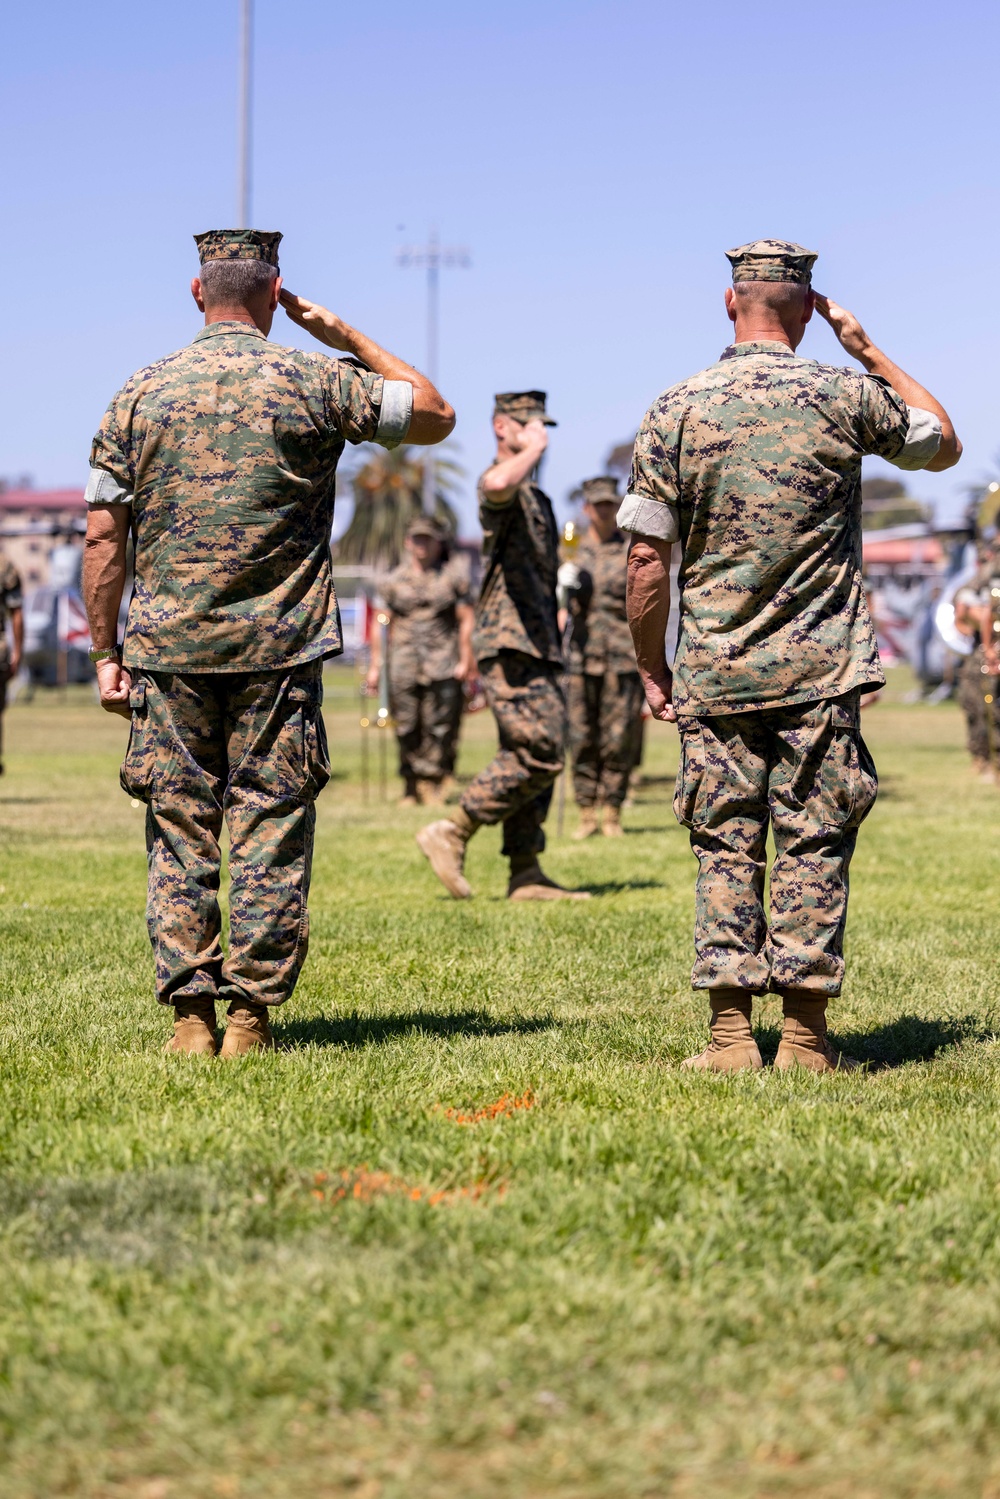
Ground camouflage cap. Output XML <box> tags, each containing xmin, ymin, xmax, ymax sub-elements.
<box><xmin>493</xmin><ymin>390</ymin><xmax>557</xmax><ymax>427</ymax></box>
<box><xmin>581</xmin><ymin>476</ymin><xmax>620</xmax><ymax>505</ymax></box>
<box><xmin>194</xmin><ymin>229</ymin><xmax>282</xmax><ymax>267</ymax></box>
<box><xmin>725</xmin><ymin>239</ymin><xmax>817</xmax><ymax>285</ymax></box>
<box><xmin>406</xmin><ymin>513</ymin><xmax>444</xmax><ymax>539</ymax></box>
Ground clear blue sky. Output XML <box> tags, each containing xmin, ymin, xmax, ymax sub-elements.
<box><xmin>4</xmin><ymin>0</ymin><xmax>996</xmax><ymax>531</ymax></box>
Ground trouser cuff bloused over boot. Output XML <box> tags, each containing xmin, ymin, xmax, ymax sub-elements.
<box><xmin>672</xmin><ymin>691</ymin><xmax>877</xmax><ymax>996</ymax></box>
<box><xmin>459</xmin><ymin>650</ymin><xmax>566</xmax><ymax>858</ymax></box>
<box><xmin>120</xmin><ymin>660</ymin><xmax>331</xmax><ymax>1008</ymax></box>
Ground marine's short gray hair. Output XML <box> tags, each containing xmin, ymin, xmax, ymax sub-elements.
<box><xmin>732</xmin><ymin>279</ymin><xmax>810</xmax><ymax>311</ymax></box>
<box><xmin>200</xmin><ymin>258</ymin><xmax>277</xmax><ymax>307</ymax></box>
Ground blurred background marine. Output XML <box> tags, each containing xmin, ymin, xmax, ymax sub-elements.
<box><xmin>366</xmin><ymin>513</ymin><xmax>475</xmax><ymax>806</ymax></box>
<box><xmin>82</xmin><ymin>228</ymin><xmax>454</xmax><ymax>1057</ymax></box>
<box><xmin>960</xmin><ymin>539</ymin><xmax>1000</xmax><ymax>779</ymax></box>
<box><xmin>0</xmin><ymin>554</ymin><xmax>24</xmax><ymax>773</ymax></box>
<box><xmin>622</xmin><ymin>238</ymin><xmax>962</xmax><ymax>1075</ymax></box>
<box><xmin>417</xmin><ymin>391</ymin><xmax>588</xmax><ymax>901</ymax></box>
<box><xmin>559</xmin><ymin>475</ymin><xmax>644</xmax><ymax>838</ymax></box>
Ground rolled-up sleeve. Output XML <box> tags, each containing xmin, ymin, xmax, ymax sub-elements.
<box><xmin>617</xmin><ymin>491</ymin><xmax>680</xmax><ymax>542</ymax></box>
<box><xmin>374</xmin><ymin>379</ymin><xmax>413</xmax><ymax>450</ymax></box>
<box><xmin>85</xmin><ymin>467</ymin><xmax>133</xmax><ymax>506</ymax></box>
<box><xmin>886</xmin><ymin>406</ymin><xmax>943</xmax><ymax>472</ymax></box>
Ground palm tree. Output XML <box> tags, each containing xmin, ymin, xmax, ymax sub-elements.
<box><xmin>335</xmin><ymin>447</ymin><xmax>462</xmax><ymax>571</ymax></box>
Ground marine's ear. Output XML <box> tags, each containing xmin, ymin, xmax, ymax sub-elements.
<box><xmin>724</xmin><ymin>286</ymin><xmax>737</xmax><ymax>324</ymax></box>
<box><xmin>269</xmin><ymin>275</ymin><xmax>282</xmax><ymax>313</ymax></box>
<box><xmin>191</xmin><ymin>276</ymin><xmax>206</xmax><ymax>313</ymax></box>
<box><xmin>802</xmin><ymin>288</ymin><xmax>816</xmax><ymax>325</ymax></box>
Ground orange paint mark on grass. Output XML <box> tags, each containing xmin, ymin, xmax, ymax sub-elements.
<box><xmin>309</xmin><ymin>1168</ymin><xmax>505</xmax><ymax>1207</ymax></box>
<box><xmin>438</xmin><ymin>1090</ymin><xmax>535</xmax><ymax>1126</ymax></box>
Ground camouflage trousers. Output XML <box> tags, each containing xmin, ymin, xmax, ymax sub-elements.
<box><xmin>958</xmin><ymin>648</ymin><xmax>1000</xmax><ymax>763</ymax></box>
<box><xmin>673</xmin><ymin>691</ymin><xmax>877</xmax><ymax>996</ymax></box>
<box><xmin>568</xmin><ymin>669</ymin><xmax>644</xmax><ymax>808</ymax></box>
<box><xmin>121</xmin><ymin>661</ymin><xmax>330</xmax><ymax>1008</ymax></box>
<box><xmin>460</xmin><ymin>651</ymin><xmax>566</xmax><ymax>858</ymax></box>
<box><xmin>390</xmin><ymin>676</ymin><xmax>463</xmax><ymax>790</ymax></box>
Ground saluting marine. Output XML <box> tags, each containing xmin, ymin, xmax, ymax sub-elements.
<box><xmin>622</xmin><ymin>239</ymin><xmax>961</xmax><ymax>1072</ymax></box>
<box><xmin>417</xmin><ymin>391</ymin><xmax>588</xmax><ymax>900</ymax></box>
<box><xmin>367</xmin><ymin>513</ymin><xmax>475</xmax><ymax>806</ymax></box>
<box><xmin>83</xmin><ymin>229</ymin><xmax>453</xmax><ymax>1055</ymax></box>
<box><xmin>563</xmin><ymin>475</ymin><xmax>644</xmax><ymax>838</ymax></box>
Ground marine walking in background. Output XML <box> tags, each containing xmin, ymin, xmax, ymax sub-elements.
<box><xmin>82</xmin><ymin>229</ymin><xmax>454</xmax><ymax>1055</ymax></box>
<box><xmin>417</xmin><ymin>391</ymin><xmax>588</xmax><ymax>901</ymax></box>
<box><xmin>955</xmin><ymin>539</ymin><xmax>1000</xmax><ymax>780</ymax></box>
<box><xmin>0</xmin><ymin>554</ymin><xmax>24</xmax><ymax>775</ymax></box>
<box><xmin>366</xmin><ymin>513</ymin><xmax>475</xmax><ymax>806</ymax></box>
<box><xmin>562</xmin><ymin>475</ymin><xmax>644</xmax><ymax>839</ymax></box>
<box><xmin>622</xmin><ymin>239</ymin><xmax>961</xmax><ymax>1072</ymax></box>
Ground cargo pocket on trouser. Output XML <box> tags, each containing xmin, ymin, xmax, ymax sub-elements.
<box><xmin>673</xmin><ymin>720</ymin><xmax>707</xmax><ymax>830</ymax></box>
<box><xmin>822</xmin><ymin>698</ymin><xmax>878</xmax><ymax>832</ymax></box>
<box><xmin>286</xmin><ymin>677</ymin><xmax>332</xmax><ymax>802</ymax></box>
<box><xmin>119</xmin><ymin>678</ymin><xmax>156</xmax><ymax>803</ymax></box>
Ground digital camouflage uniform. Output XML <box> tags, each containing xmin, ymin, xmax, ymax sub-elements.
<box><xmin>0</xmin><ymin>556</ymin><xmax>23</xmax><ymax>765</ymax></box>
<box><xmin>461</xmin><ymin>395</ymin><xmax>565</xmax><ymax>857</ymax></box>
<box><xmin>568</xmin><ymin>519</ymin><xmax>644</xmax><ymax>810</ymax></box>
<box><xmin>957</xmin><ymin>563</ymin><xmax>1000</xmax><ymax>766</ymax></box>
<box><xmin>383</xmin><ymin>552</ymin><xmax>472</xmax><ymax>791</ymax></box>
<box><xmin>88</xmin><ymin>231</ymin><xmax>411</xmax><ymax>1009</ymax></box>
<box><xmin>620</xmin><ymin>272</ymin><xmax>943</xmax><ymax>995</ymax></box>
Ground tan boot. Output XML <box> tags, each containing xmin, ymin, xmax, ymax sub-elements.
<box><xmin>418</xmin><ymin>779</ymin><xmax>446</xmax><ymax>807</ymax></box>
<box><xmin>572</xmin><ymin>807</ymin><xmax>600</xmax><ymax>840</ymax></box>
<box><xmin>416</xmin><ymin>809</ymin><xmax>476</xmax><ymax>898</ymax></box>
<box><xmin>681</xmin><ymin>989</ymin><xmax>762</xmax><ymax>1071</ymax></box>
<box><xmin>220</xmin><ymin>1003</ymin><xmax>276</xmax><ymax>1058</ymax></box>
<box><xmin>602</xmin><ymin>805</ymin><xmax>624</xmax><ymax>837</ymax></box>
<box><xmin>774</xmin><ymin>992</ymin><xmax>862</xmax><ymax>1073</ymax></box>
<box><xmin>164</xmin><ymin>998</ymin><xmax>219</xmax><ymax>1056</ymax></box>
<box><xmin>507</xmin><ymin>862</ymin><xmax>591</xmax><ymax>901</ymax></box>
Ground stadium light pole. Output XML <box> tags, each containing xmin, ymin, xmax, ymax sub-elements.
<box><xmin>237</xmin><ymin>0</ymin><xmax>253</xmax><ymax>227</ymax></box>
<box><xmin>397</xmin><ymin>232</ymin><xmax>470</xmax><ymax>512</ymax></box>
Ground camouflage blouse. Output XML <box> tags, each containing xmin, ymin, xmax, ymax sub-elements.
<box><xmin>473</xmin><ymin>473</ymin><xmax>561</xmax><ymax>665</ymax></box>
<box><xmin>0</xmin><ymin>556</ymin><xmax>23</xmax><ymax>672</ymax></box>
<box><xmin>89</xmin><ymin>323</ymin><xmax>407</xmax><ymax>672</ymax></box>
<box><xmin>568</xmin><ymin>530</ymin><xmax>635</xmax><ymax>675</ymax></box>
<box><xmin>623</xmin><ymin>341</ymin><xmax>916</xmax><ymax>716</ymax></box>
<box><xmin>382</xmin><ymin>554</ymin><xmax>472</xmax><ymax>687</ymax></box>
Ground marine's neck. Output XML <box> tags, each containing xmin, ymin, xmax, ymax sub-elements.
<box><xmin>203</xmin><ymin>309</ymin><xmax>267</xmax><ymax>333</ymax></box>
<box><xmin>730</xmin><ymin>318</ymin><xmax>797</xmax><ymax>350</ymax></box>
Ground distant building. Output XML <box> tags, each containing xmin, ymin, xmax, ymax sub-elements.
<box><xmin>0</xmin><ymin>487</ymin><xmax>86</xmax><ymax>588</ymax></box>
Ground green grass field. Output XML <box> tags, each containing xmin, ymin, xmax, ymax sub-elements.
<box><xmin>2</xmin><ymin>666</ymin><xmax>1000</xmax><ymax>1498</ymax></box>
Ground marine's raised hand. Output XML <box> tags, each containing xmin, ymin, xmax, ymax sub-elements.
<box><xmin>279</xmin><ymin>290</ymin><xmax>353</xmax><ymax>350</ymax></box>
<box><xmin>813</xmin><ymin>293</ymin><xmax>872</xmax><ymax>362</ymax></box>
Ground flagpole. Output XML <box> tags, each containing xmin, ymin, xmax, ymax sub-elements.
<box><xmin>237</xmin><ymin>0</ymin><xmax>253</xmax><ymax>227</ymax></box>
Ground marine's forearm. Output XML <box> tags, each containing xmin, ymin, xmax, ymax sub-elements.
<box><xmin>626</xmin><ymin>540</ymin><xmax>671</xmax><ymax>677</ymax></box>
<box><xmin>457</xmin><ymin>603</ymin><xmax>475</xmax><ymax>663</ymax></box>
<box><xmin>83</xmin><ymin>510</ymin><xmax>130</xmax><ymax>649</ymax></box>
<box><xmin>855</xmin><ymin>347</ymin><xmax>960</xmax><ymax>471</ymax></box>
